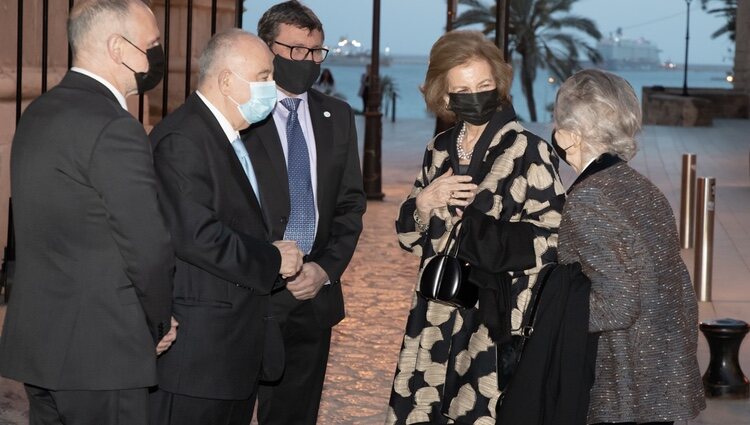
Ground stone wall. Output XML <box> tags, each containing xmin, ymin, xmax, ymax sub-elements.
<box><xmin>642</xmin><ymin>87</ymin><xmax>749</xmax><ymax>126</ymax></box>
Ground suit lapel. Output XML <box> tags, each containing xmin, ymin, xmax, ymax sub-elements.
<box><xmin>307</xmin><ymin>91</ymin><xmax>334</xmax><ymax>250</ymax></box>
<box><xmin>246</xmin><ymin>116</ymin><xmax>290</xmax><ymax>238</ymax></box>
<box><xmin>191</xmin><ymin>94</ymin><xmax>265</xmax><ymax>222</ymax></box>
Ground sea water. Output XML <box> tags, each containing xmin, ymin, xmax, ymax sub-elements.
<box><xmin>322</xmin><ymin>60</ymin><xmax>734</xmax><ymax>122</ymax></box>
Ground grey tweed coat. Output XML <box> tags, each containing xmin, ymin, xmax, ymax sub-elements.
<box><xmin>558</xmin><ymin>155</ymin><xmax>705</xmax><ymax>424</ymax></box>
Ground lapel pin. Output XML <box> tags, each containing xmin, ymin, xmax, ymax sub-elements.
<box><xmin>323</xmin><ymin>111</ymin><xmax>331</xmax><ymax>118</ymax></box>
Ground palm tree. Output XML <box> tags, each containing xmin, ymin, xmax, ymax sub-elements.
<box><xmin>454</xmin><ymin>0</ymin><xmax>602</xmax><ymax>122</ymax></box>
<box><xmin>701</xmin><ymin>0</ymin><xmax>737</xmax><ymax>41</ymax></box>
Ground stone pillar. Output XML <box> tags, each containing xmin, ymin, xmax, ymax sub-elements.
<box><xmin>735</xmin><ymin>0</ymin><xmax>750</xmax><ymax>97</ymax></box>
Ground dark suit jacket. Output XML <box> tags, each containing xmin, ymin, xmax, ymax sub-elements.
<box><xmin>0</xmin><ymin>71</ymin><xmax>174</xmax><ymax>390</ymax></box>
<box><xmin>244</xmin><ymin>89</ymin><xmax>365</xmax><ymax>328</ymax></box>
<box><xmin>150</xmin><ymin>93</ymin><xmax>282</xmax><ymax>400</ymax></box>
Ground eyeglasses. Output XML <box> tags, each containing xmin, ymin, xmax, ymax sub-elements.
<box><xmin>274</xmin><ymin>41</ymin><xmax>329</xmax><ymax>64</ymax></box>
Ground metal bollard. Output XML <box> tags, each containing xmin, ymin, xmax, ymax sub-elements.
<box><xmin>694</xmin><ymin>177</ymin><xmax>715</xmax><ymax>302</ymax></box>
<box><xmin>699</xmin><ymin>319</ymin><xmax>750</xmax><ymax>398</ymax></box>
<box><xmin>680</xmin><ymin>153</ymin><xmax>697</xmax><ymax>248</ymax></box>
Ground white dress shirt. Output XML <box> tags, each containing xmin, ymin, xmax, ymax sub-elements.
<box><xmin>71</xmin><ymin>67</ymin><xmax>128</xmax><ymax>110</ymax></box>
<box><xmin>196</xmin><ymin>91</ymin><xmax>261</xmax><ymax>201</ymax></box>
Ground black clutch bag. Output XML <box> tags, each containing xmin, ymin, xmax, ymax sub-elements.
<box><xmin>418</xmin><ymin>220</ymin><xmax>478</xmax><ymax>309</ymax></box>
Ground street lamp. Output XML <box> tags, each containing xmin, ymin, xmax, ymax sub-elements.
<box><xmin>495</xmin><ymin>0</ymin><xmax>510</xmax><ymax>60</ymax></box>
<box><xmin>682</xmin><ymin>0</ymin><xmax>693</xmax><ymax>96</ymax></box>
<box><xmin>363</xmin><ymin>0</ymin><xmax>384</xmax><ymax>200</ymax></box>
<box><xmin>433</xmin><ymin>0</ymin><xmax>458</xmax><ymax>137</ymax></box>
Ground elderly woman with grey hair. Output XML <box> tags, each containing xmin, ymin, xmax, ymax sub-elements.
<box><xmin>552</xmin><ymin>69</ymin><xmax>705</xmax><ymax>425</ymax></box>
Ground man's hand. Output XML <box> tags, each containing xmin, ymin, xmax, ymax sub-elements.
<box><xmin>286</xmin><ymin>262</ymin><xmax>329</xmax><ymax>301</ymax></box>
<box><xmin>156</xmin><ymin>316</ymin><xmax>179</xmax><ymax>356</ymax></box>
<box><xmin>273</xmin><ymin>240</ymin><xmax>304</xmax><ymax>278</ymax></box>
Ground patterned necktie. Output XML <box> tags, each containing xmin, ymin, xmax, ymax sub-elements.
<box><xmin>230</xmin><ymin>136</ymin><xmax>261</xmax><ymax>205</ymax></box>
<box><xmin>280</xmin><ymin>97</ymin><xmax>316</xmax><ymax>254</ymax></box>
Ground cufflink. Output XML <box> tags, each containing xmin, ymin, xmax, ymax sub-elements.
<box><xmin>323</xmin><ymin>111</ymin><xmax>331</xmax><ymax>118</ymax></box>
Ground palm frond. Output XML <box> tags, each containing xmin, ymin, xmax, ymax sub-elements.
<box><xmin>549</xmin><ymin>16</ymin><xmax>602</xmax><ymax>39</ymax></box>
<box><xmin>457</xmin><ymin>0</ymin><xmax>487</xmax><ymax>8</ymax></box>
<box><xmin>454</xmin><ymin>9</ymin><xmax>495</xmax><ymax>29</ymax></box>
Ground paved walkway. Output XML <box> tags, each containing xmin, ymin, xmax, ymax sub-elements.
<box><xmin>1</xmin><ymin>117</ymin><xmax>749</xmax><ymax>424</ymax></box>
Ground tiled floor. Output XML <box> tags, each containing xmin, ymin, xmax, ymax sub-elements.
<box><xmin>1</xmin><ymin>117</ymin><xmax>749</xmax><ymax>424</ymax></box>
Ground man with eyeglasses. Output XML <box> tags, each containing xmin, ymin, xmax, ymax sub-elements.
<box><xmin>0</xmin><ymin>0</ymin><xmax>174</xmax><ymax>424</ymax></box>
<box><xmin>246</xmin><ymin>2</ymin><xmax>366</xmax><ymax>424</ymax></box>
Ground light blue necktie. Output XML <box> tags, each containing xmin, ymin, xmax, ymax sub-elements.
<box><xmin>280</xmin><ymin>97</ymin><xmax>316</xmax><ymax>254</ymax></box>
<box><xmin>230</xmin><ymin>136</ymin><xmax>261</xmax><ymax>206</ymax></box>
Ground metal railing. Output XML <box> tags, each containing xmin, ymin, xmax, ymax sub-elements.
<box><xmin>14</xmin><ymin>0</ymin><xmax>242</xmax><ymax>123</ymax></box>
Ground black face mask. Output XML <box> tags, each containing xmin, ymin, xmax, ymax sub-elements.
<box><xmin>121</xmin><ymin>37</ymin><xmax>165</xmax><ymax>94</ymax></box>
<box><xmin>447</xmin><ymin>89</ymin><xmax>501</xmax><ymax>125</ymax></box>
<box><xmin>550</xmin><ymin>130</ymin><xmax>572</xmax><ymax>164</ymax></box>
<box><xmin>273</xmin><ymin>54</ymin><xmax>321</xmax><ymax>95</ymax></box>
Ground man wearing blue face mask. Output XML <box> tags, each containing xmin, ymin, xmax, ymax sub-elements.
<box><xmin>148</xmin><ymin>29</ymin><xmax>304</xmax><ymax>425</ymax></box>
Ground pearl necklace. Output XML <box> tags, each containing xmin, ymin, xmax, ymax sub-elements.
<box><xmin>456</xmin><ymin>123</ymin><xmax>472</xmax><ymax>161</ymax></box>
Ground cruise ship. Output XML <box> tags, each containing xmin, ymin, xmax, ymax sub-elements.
<box><xmin>325</xmin><ymin>36</ymin><xmax>392</xmax><ymax>67</ymax></box>
<box><xmin>597</xmin><ymin>29</ymin><xmax>662</xmax><ymax>71</ymax></box>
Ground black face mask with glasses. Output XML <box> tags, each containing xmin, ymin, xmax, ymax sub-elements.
<box><xmin>271</xmin><ymin>41</ymin><xmax>329</xmax><ymax>95</ymax></box>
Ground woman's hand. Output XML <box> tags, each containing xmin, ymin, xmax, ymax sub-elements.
<box><xmin>415</xmin><ymin>169</ymin><xmax>478</xmax><ymax>221</ymax></box>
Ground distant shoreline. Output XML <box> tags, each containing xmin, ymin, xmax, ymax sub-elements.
<box><xmin>382</xmin><ymin>54</ymin><xmax>732</xmax><ymax>72</ymax></box>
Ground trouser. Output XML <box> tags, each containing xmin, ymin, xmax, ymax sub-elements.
<box><xmin>148</xmin><ymin>387</ymin><xmax>255</xmax><ymax>425</ymax></box>
<box><xmin>591</xmin><ymin>422</ymin><xmax>675</xmax><ymax>425</ymax></box>
<box><xmin>257</xmin><ymin>290</ymin><xmax>332</xmax><ymax>425</ymax></box>
<box><xmin>25</xmin><ymin>383</ymin><xmax>148</xmax><ymax>425</ymax></box>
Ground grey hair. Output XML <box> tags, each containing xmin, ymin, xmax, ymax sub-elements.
<box><xmin>68</xmin><ymin>0</ymin><xmax>148</xmax><ymax>58</ymax></box>
<box><xmin>553</xmin><ymin>69</ymin><xmax>641</xmax><ymax>161</ymax></box>
<box><xmin>197</xmin><ymin>29</ymin><xmax>256</xmax><ymax>85</ymax></box>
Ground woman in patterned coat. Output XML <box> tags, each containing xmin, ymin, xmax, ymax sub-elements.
<box><xmin>553</xmin><ymin>69</ymin><xmax>705</xmax><ymax>425</ymax></box>
<box><xmin>386</xmin><ymin>31</ymin><xmax>565</xmax><ymax>425</ymax></box>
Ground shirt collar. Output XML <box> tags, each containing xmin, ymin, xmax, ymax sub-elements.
<box><xmin>71</xmin><ymin>67</ymin><xmax>128</xmax><ymax>110</ymax></box>
<box><xmin>276</xmin><ymin>89</ymin><xmax>308</xmax><ymax>109</ymax></box>
<box><xmin>196</xmin><ymin>91</ymin><xmax>240</xmax><ymax>143</ymax></box>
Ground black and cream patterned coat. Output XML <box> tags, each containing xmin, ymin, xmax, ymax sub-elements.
<box><xmin>386</xmin><ymin>107</ymin><xmax>565</xmax><ymax>424</ymax></box>
<box><xmin>558</xmin><ymin>154</ymin><xmax>705</xmax><ymax>423</ymax></box>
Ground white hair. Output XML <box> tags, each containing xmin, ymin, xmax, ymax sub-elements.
<box><xmin>553</xmin><ymin>68</ymin><xmax>641</xmax><ymax>161</ymax></box>
<box><xmin>197</xmin><ymin>29</ymin><xmax>259</xmax><ymax>85</ymax></box>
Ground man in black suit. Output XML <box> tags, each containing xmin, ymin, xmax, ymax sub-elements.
<box><xmin>148</xmin><ymin>29</ymin><xmax>304</xmax><ymax>425</ymax></box>
<box><xmin>0</xmin><ymin>1</ymin><xmax>176</xmax><ymax>424</ymax></box>
<box><xmin>248</xmin><ymin>2</ymin><xmax>367</xmax><ymax>423</ymax></box>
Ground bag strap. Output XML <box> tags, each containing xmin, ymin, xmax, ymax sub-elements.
<box><xmin>520</xmin><ymin>264</ymin><xmax>553</xmax><ymax>338</ymax></box>
<box><xmin>442</xmin><ymin>219</ymin><xmax>463</xmax><ymax>258</ymax></box>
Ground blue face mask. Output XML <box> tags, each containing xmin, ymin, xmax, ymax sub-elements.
<box><xmin>228</xmin><ymin>72</ymin><xmax>277</xmax><ymax>125</ymax></box>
